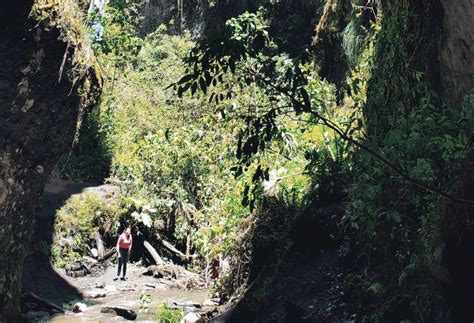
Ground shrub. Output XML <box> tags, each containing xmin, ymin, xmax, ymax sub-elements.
<box><xmin>53</xmin><ymin>192</ymin><xmax>121</xmax><ymax>267</ymax></box>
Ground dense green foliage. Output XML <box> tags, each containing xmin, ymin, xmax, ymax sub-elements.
<box><xmin>174</xmin><ymin>3</ymin><xmax>474</xmax><ymax>320</ymax></box>
<box><xmin>59</xmin><ymin>0</ymin><xmax>323</xmax><ymax>270</ymax></box>
<box><xmin>56</xmin><ymin>0</ymin><xmax>474</xmax><ymax>321</ymax></box>
<box><xmin>344</xmin><ymin>6</ymin><xmax>474</xmax><ymax>319</ymax></box>
<box><xmin>53</xmin><ymin>192</ymin><xmax>121</xmax><ymax>267</ymax></box>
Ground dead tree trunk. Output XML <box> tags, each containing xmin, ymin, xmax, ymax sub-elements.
<box><xmin>144</xmin><ymin>241</ymin><xmax>164</xmax><ymax>265</ymax></box>
<box><xmin>95</xmin><ymin>231</ymin><xmax>105</xmax><ymax>259</ymax></box>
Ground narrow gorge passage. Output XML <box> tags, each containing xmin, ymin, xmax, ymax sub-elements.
<box><xmin>1</xmin><ymin>0</ymin><xmax>474</xmax><ymax>322</ymax></box>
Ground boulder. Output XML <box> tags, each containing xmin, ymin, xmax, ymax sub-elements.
<box><xmin>183</xmin><ymin>312</ymin><xmax>203</xmax><ymax>323</ymax></box>
<box><xmin>90</xmin><ymin>248</ymin><xmax>99</xmax><ymax>258</ymax></box>
<box><xmin>84</xmin><ymin>289</ymin><xmax>106</xmax><ymax>299</ymax></box>
<box><xmin>72</xmin><ymin>302</ymin><xmax>87</xmax><ymax>313</ymax></box>
<box><xmin>101</xmin><ymin>307</ymin><xmax>137</xmax><ymax>320</ymax></box>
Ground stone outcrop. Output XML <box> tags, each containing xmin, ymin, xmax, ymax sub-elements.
<box><xmin>140</xmin><ymin>0</ymin><xmax>261</xmax><ymax>37</ymax></box>
<box><xmin>0</xmin><ymin>0</ymin><xmax>100</xmax><ymax>319</ymax></box>
<box><xmin>439</xmin><ymin>0</ymin><xmax>474</xmax><ymax>107</ymax></box>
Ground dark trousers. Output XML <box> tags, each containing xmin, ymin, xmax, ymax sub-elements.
<box><xmin>117</xmin><ymin>248</ymin><xmax>129</xmax><ymax>277</ymax></box>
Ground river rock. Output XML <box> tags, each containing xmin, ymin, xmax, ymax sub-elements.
<box><xmin>90</xmin><ymin>248</ymin><xmax>99</xmax><ymax>258</ymax></box>
<box><xmin>183</xmin><ymin>312</ymin><xmax>203</xmax><ymax>323</ymax></box>
<box><xmin>101</xmin><ymin>307</ymin><xmax>137</xmax><ymax>320</ymax></box>
<box><xmin>95</xmin><ymin>281</ymin><xmax>106</xmax><ymax>289</ymax></box>
<box><xmin>73</xmin><ymin>302</ymin><xmax>87</xmax><ymax>313</ymax></box>
<box><xmin>85</xmin><ymin>289</ymin><xmax>106</xmax><ymax>299</ymax></box>
<box><xmin>105</xmin><ymin>284</ymin><xmax>118</xmax><ymax>293</ymax></box>
<box><xmin>202</xmin><ymin>299</ymin><xmax>218</xmax><ymax>307</ymax></box>
<box><xmin>66</xmin><ymin>268</ymin><xmax>87</xmax><ymax>278</ymax></box>
<box><xmin>68</xmin><ymin>261</ymin><xmax>83</xmax><ymax>271</ymax></box>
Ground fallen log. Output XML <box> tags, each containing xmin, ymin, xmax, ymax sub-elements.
<box><xmin>99</xmin><ymin>248</ymin><xmax>116</xmax><ymax>262</ymax></box>
<box><xmin>158</xmin><ymin>237</ymin><xmax>199</xmax><ymax>262</ymax></box>
<box><xmin>160</xmin><ymin>239</ymin><xmax>187</xmax><ymax>261</ymax></box>
<box><xmin>144</xmin><ymin>240</ymin><xmax>164</xmax><ymax>265</ymax></box>
<box><xmin>143</xmin><ymin>264</ymin><xmax>204</xmax><ymax>289</ymax></box>
<box><xmin>95</xmin><ymin>231</ymin><xmax>105</xmax><ymax>259</ymax></box>
<box><xmin>23</xmin><ymin>292</ymin><xmax>65</xmax><ymax>313</ymax></box>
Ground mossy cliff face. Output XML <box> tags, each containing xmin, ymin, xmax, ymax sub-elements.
<box><xmin>311</xmin><ymin>0</ymin><xmax>474</xmax><ymax>319</ymax></box>
<box><xmin>0</xmin><ymin>0</ymin><xmax>100</xmax><ymax>319</ymax></box>
<box><xmin>358</xmin><ymin>0</ymin><xmax>474</xmax><ymax>319</ymax></box>
<box><xmin>312</xmin><ymin>0</ymin><xmax>351</xmax><ymax>87</ymax></box>
<box><xmin>141</xmin><ymin>0</ymin><xmax>321</xmax><ymax>38</ymax></box>
<box><xmin>439</xmin><ymin>0</ymin><xmax>474</xmax><ymax>107</ymax></box>
<box><xmin>371</xmin><ymin>0</ymin><xmax>473</xmax><ymax>111</ymax></box>
<box><xmin>142</xmin><ymin>0</ymin><xmax>281</xmax><ymax>37</ymax></box>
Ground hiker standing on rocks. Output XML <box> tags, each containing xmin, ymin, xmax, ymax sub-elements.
<box><xmin>115</xmin><ymin>228</ymin><xmax>133</xmax><ymax>281</ymax></box>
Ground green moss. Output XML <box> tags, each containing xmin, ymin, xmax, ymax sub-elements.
<box><xmin>32</xmin><ymin>0</ymin><xmax>102</xmax><ymax>84</ymax></box>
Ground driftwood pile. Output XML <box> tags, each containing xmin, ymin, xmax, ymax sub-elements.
<box><xmin>142</xmin><ymin>264</ymin><xmax>205</xmax><ymax>289</ymax></box>
<box><xmin>66</xmin><ymin>248</ymin><xmax>115</xmax><ymax>277</ymax></box>
<box><xmin>143</xmin><ymin>240</ymin><xmax>205</xmax><ymax>289</ymax></box>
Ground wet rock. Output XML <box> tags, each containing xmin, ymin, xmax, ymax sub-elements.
<box><xmin>90</xmin><ymin>248</ymin><xmax>99</xmax><ymax>258</ymax></box>
<box><xmin>105</xmin><ymin>284</ymin><xmax>118</xmax><ymax>293</ymax></box>
<box><xmin>85</xmin><ymin>289</ymin><xmax>106</xmax><ymax>299</ymax></box>
<box><xmin>101</xmin><ymin>307</ymin><xmax>137</xmax><ymax>320</ymax></box>
<box><xmin>202</xmin><ymin>299</ymin><xmax>218</xmax><ymax>307</ymax></box>
<box><xmin>66</xmin><ymin>268</ymin><xmax>88</xmax><ymax>278</ymax></box>
<box><xmin>183</xmin><ymin>312</ymin><xmax>203</xmax><ymax>323</ymax></box>
<box><xmin>73</xmin><ymin>302</ymin><xmax>87</xmax><ymax>313</ymax></box>
<box><xmin>95</xmin><ymin>281</ymin><xmax>106</xmax><ymax>288</ymax></box>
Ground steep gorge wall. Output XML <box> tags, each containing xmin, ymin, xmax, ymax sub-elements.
<box><xmin>439</xmin><ymin>0</ymin><xmax>474</xmax><ymax>107</ymax></box>
<box><xmin>140</xmin><ymin>0</ymin><xmax>257</xmax><ymax>36</ymax></box>
<box><xmin>363</xmin><ymin>0</ymin><xmax>474</xmax><ymax>319</ymax></box>
<box><xmin>140</xmin><ymin>0</ymin><xmax>321</xmax><ymax>41</ymax></box>
<box><xmin>439</xmin><ymin>1</ymin><xmax>474</xmax><ymax>319</ymax></box>
<box><xmin>0</xmin><ymin>1</ymin><xmax>100</xmax><ymax>319</ymax></box>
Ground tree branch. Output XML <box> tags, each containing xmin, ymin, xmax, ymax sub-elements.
<box><xmin>247</xmin><ymin>68</ymin><xmax>474</xmax><ymax>205</ymax></box>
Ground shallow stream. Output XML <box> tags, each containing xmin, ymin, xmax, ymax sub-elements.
<box><xmin>49</xmin><ymin>288</ymin><xmax>210</xmax><ymax>321</ymax></box>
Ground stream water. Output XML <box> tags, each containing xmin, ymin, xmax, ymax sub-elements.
<box><xmin>49</xmin><ymin>288</ymin><xmax>210</xmax><ymax>321</ymax></box>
